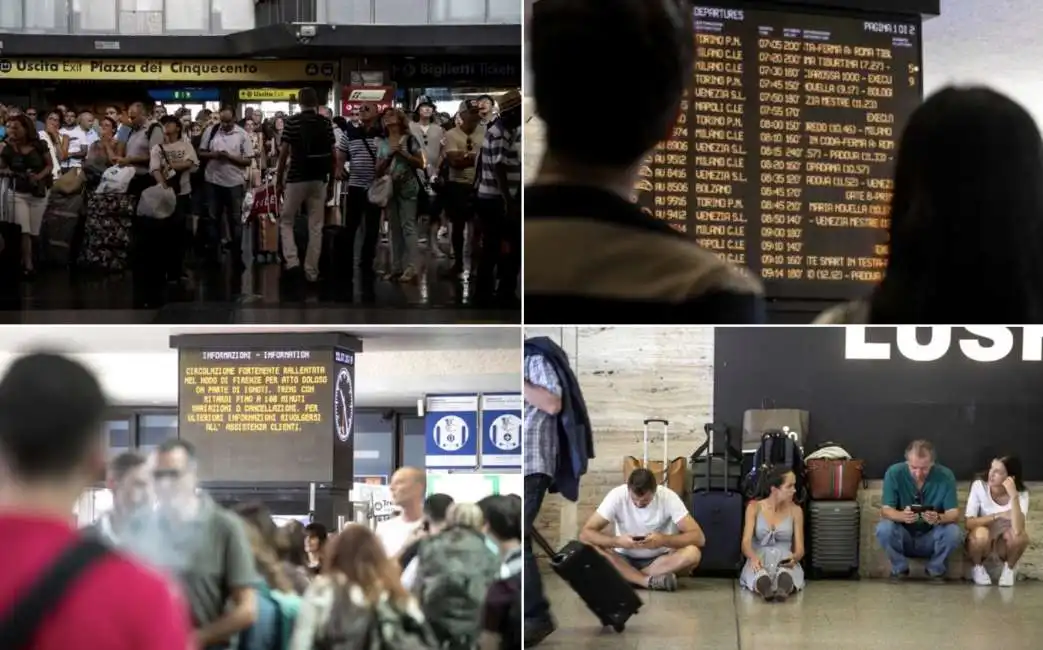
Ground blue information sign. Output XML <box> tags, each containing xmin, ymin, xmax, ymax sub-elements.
<box><xmin>424</xmin><ymin>394</ymin><xmax>479</xmax><ymax>470</ymax></box>
<box><xmin>480</xmin><ymin>394</ymin><xmax>522</xmax><ymax>469</ymax></box>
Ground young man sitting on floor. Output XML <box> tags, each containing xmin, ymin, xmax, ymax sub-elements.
<box><xmin>579</xmin><ymin>468</ymin><xmax>704</xmax><ymax>591</ymax></box>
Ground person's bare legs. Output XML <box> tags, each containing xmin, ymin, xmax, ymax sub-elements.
<box><xmin>996</xmin><ymin>529</ymin><xmax>1029</xmax><ymax>586</ymax></box>
<box><xmin>593</xmin><ymin>547</ymin><xmax>658</xmax><ymax>588</ymax></box>
<box><xmin>642</xmin><ymin>546</ymin><xmax>702</xmax><ymax>578</ymax></box>
<box><xmin>966</xmin><ymin>527</ymin><xmax>992</xmax><ymax>565</ymax></box>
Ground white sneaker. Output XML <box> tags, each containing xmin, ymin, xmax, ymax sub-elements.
<box><xmin>971</xmin><ymin>564</ymin><xmax>992</xmax><ymax>586</ymax></box>
<box><xmin>998</xmin><ymin>564</ymin><xmax>1016</xmax><ymax>587</ymax></box>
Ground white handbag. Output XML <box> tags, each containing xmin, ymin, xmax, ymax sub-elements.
<box><xmin>96</xmin><ymin>165</ymin><xmax>135</xmax><ymax>195</ymax></box>
<box><xmin>136</xmin><ymin>185</ymin><xmax>177</xmax><ymax>219</ymax></box>
<box><xmin>367</xmin><ymin>175</ymin><xmax>392</xmax><ymax>207</ymax></box>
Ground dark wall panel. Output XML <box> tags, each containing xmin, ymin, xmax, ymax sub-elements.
<box><xmin>713</xmin><ymin>327</ymin><xmax>1043</xmax><ymax>480</ymax></box>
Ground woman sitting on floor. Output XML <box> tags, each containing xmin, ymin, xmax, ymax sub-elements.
<box><xmin>739</xmin><ymin>465</ymin><xmax>805</xmax><ymax>601</ymax></box>
<box><xmin>966</xmin><ymin>454</ymin><xmax>1030</xmax><ymax>587</ymax></box>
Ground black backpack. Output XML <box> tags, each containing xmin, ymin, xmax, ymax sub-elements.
<box><xmin>295</xmin><ymin>114</ymin><xmax>334</xmax><ymax>171</ymax></box>
<box><xmin>742</xmin><ymin>429</ymin><xmax>807</xmax><ymax>502</ymax></box>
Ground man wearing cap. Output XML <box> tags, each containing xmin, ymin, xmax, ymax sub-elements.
<box><xmin>476</xmin><ymin>94</ymin><xmax>497</xmax><ymax>126</ymax></box>
<box><xmin>442</xmin><ymin>99</ymin><xmax>487</xmax><ymax>279</ymax></box>
<box><xmin>475</xmin><ymin>89</ymin><xmax>522</xmax><ymax>305</ymax></box>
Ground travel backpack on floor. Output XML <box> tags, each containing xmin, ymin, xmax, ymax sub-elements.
<box><xmin>742</xmin><ymin>428</ymin><xmax>807</xmax><ymax>502</ymax></box>
<box><xmin>415</xmin><ymin>526</ymin><xmax>500</xmax><ymax>648</ymax></box>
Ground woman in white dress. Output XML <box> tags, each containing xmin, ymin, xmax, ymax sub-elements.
<box><xmin>965</xmin><ymin>455</ymin><xmax>1029</xmax><ymax>587</ymax></box>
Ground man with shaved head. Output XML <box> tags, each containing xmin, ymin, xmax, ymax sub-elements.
<box><xmin>377</xmin><ymin>466</ymin><xmax>428</xmax><ymax>558</ymax></box>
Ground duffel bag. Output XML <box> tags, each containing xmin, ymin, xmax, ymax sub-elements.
<box><xmin>806</xmin><ymin>458</ymin><xmax>865</xmax><ymax>501</ymax></box>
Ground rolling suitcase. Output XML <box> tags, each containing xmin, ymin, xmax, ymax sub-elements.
<box><xmin>690</xmin><ymin>423</ymin><xmax>744</xmax><ymax>576</ymax></box>
<box><xmin>807</xmin><ymin>500</ymin><xmax>860</xmax><ymax>579</ymax></box>
<box><xmin>623</xmin><ymin>418</ymin><xmax>688</xmax><ymax>499</ymax></box>
<box><xmin>530</xmin><ymin>528</ymin><xmax>641</xmax><ymax>632</ymax></box>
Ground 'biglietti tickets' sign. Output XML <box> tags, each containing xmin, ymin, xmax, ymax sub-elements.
<box><xmin>0</xmin><ymin>59</ymin><xmax>338</xmax><ymax>82</ymax></box>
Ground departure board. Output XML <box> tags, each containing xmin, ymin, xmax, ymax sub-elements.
<box><xmin>178</xmin><ymin>348</ymin><xmax>338</xmax><ymax>483</ymax></box>
<box><xmin>634</xmin><ymin>4</ymin><xmax>923</xmax><ymax>301</ymax></box>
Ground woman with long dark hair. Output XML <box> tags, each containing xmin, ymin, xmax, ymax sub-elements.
<box><xmin>0</xmin><ymin>113</ymin><xmax>53</xmax><ymax>276</ymax></box>
<box><xmin>739</xmin><ymin>465</ymin><xmax>805</xmax><ymax>601</ymax></box>
<box><xmin>817</xmin><ymin>86</ymin><xmax>1043</xmax><ymax>324</ymax></box>
<box><xmin>289</xmin><ymin>524</ymin><xmax>434</xmax><ymax>650</ymax></box>
<box><xmin>965</xmin><ymin>455</ymin><xmax>1030</xmax><ymax>587</ymax></box>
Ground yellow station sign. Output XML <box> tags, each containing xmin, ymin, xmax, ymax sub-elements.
<box><xmin>238</xmin><ymin>88</ymin><xmax>301</xmax><ymax>101</ymax></box>
<box><xmin>0</xmin><ymin>59</ymin><xmax>338</xmax><ymax>82</ymax></box>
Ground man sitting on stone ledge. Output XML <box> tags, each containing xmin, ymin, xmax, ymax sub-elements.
<box><xmin>579</xmin><ymin>468</ymin><xmax>704</xmax><ymax>591</ymax></box>
<box><xmin>875</xmin><ymin>439</ymin><xmax>963</xmax><ymax>582</ymax></box>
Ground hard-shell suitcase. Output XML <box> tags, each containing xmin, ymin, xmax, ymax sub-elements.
<box><xmin>691</xmin><ymin>423</ymin><xmax>744</xmax><ymax>576</ymax></box>
<box><xmin>530</xmin><ymin>528</ymin><xmax>641</xmax><ymax>633</ymax></box>
<box><xmin>807</xmin><ymin>500</ymin><xmax>860</xmax><ymax>579</ymax></box>
<box><xmin>623</xmin><ymin>418</ymin><xmax>688</xmax><ymax>499</ymax></box>
<box><xmin>690</xmin><ymin>422</ymin><xmax>743</xmax><ymax>493</ymax></box>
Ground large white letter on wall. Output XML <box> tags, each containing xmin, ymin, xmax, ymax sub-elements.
<box><xmin>960</xmin><ymin>327</ymin><xmax>1014</xmax><ymax>363</ymax></box>
<box><xmin>895</xmin><ymin>327</ymin><xmax>951</xmax><ymax>362</ymax></box>
<box><xmin>844</xmin><ymin>326</ymin><xmax>891</xmax><ymax>360</ymax></box>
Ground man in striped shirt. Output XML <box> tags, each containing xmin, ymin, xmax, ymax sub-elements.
<box><xmin>336</xmin><ymin>102</ymin><xmax>383</xmax><ymax>287</ymax></box>
<box><xmin>475</xmin><ymin>90</ymin><xmax>522</xmax><ymax>304</ymax></box>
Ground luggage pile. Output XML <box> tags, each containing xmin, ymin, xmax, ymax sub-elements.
<box><xmin>804</xmin><ymin>442</ymin><xmax>867</xmax><ymax>579</ymax></box>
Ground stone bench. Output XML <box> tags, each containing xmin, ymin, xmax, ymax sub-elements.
<box><xmin>856</xmin><ymin>481</ymin><xmax>1041</xmax><ymax>581</ymax></box>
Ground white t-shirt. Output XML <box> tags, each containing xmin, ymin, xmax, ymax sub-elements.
<box><xmin>965</xmin><ymin>480</ymin><xmax>1030</xmax><ymax>518</ymax></box>
<box><xmin>596</xmin><ymin>485</ymin><xmax>690</xmax><ymax>558</ymax></box>
<box><xmin>375</xmin><ymin>515</ymin><xmax>424</xmax><ymax>558</ymax></box>
<box><xmin>60</xmin><ymin>126</ymin><xmax>98</xmax><ymax>168</ymax></box>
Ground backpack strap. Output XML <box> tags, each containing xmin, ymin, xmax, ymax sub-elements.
<box><xmin>0</xmin><ymin>537</ymin><xmax>111</xmax><ymax>649</ymax></box>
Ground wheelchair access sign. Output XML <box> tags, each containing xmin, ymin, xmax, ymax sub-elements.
<box><xmin>424</xmin><ymin>394</ymin><xmax>479</xmax><ymax>470</ymax></box>
<box><xmin>480</xmin><ymin>394</ymin><xmax>522</xmax><ymax>469</ymax></box>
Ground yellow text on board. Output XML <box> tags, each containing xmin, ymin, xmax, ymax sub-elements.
<box><xmin>239</xmin><ymin>88</ymin><xmax>301</xmax><ymax>101</ymax></box>
<box><xmin>0</xmin><ymin>59</ymin><xmax>338</xmax><ymax>82</ymax></box>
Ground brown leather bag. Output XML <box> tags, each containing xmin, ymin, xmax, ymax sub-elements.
<box><xmin>623</xmin><ymin>418</ymin><xmax>688</xmax><ymax>499</ymax></box>
<box><xmin>806</xmin><ymin>458</ymin><xmax>865</xmax><ymax>500</ymax></box>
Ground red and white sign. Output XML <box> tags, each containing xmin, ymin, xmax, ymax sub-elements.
<box><xmin>342</xmin><ymin>86</ymin><xmax>394</xmax><ymax>116</ymax></box>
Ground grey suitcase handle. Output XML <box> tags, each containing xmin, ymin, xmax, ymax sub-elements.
<box><xmin>642</xmin><ymin>419</ymin><xmax>671</xmax><ymax>478</ymax></box>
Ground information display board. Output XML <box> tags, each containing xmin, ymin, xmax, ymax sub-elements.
<box><xmin>179</xmin><ymin>348</ymin><xmax>336</xmax><ymax>482</ymax></box>
<box><xmin>636</xmin><ymin>4</ymin><xmax>923</xmax><ymax>301</ymax></box>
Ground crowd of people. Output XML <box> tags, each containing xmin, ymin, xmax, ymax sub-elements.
<box><xmin>0</xmin><ymin>352</ymin><xmax>522</xmax><ymax>650</ymax></box>
<box><xmin>0</xmin><ymin>85</ymin><xmax>522</xmax><ymax>307</ymax></box>
<box><xmin>526</xmin><ymin>0</ymin><xmax>1043</xmax><ymax>324</ymax></box>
